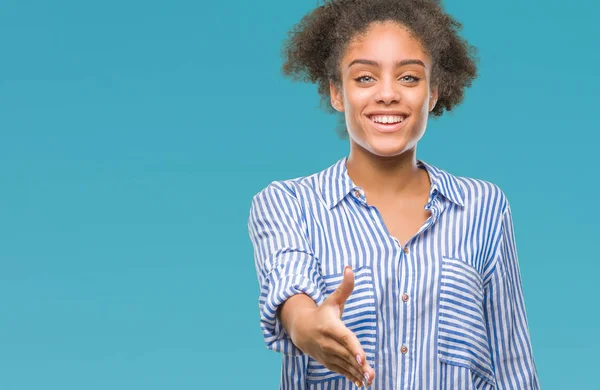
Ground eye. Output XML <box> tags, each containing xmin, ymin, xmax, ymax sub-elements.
<box><xmin>355</xmin><ymin>75</ymin><xmax>375</xmax><ymax>83</ymax></box>
<box><xmin>400</xmin><ymin>75</ymin><xmax>420</xmax><ymax>83</ymax></box>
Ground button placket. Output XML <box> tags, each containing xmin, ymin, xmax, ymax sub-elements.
<box><xmin>398</xmin><ymin>244</ymin><xmax>413</xmax><ymax>364</ymax></box>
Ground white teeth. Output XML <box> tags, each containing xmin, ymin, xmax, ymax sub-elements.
<box><xmin>370</xmin><ymin>115</ymin><xmax>405</xmax><ymax>124</ymax></box>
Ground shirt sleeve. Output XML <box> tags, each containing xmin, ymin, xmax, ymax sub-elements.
<box><xmin>484</xmin><ymin>202</ymin><xmax>540</xmax><ymax>389</ymax></box>
<box><xmin>248</xmin><ymin>182</ymin><xmax>326</xmax><ymax>356</ymax></box>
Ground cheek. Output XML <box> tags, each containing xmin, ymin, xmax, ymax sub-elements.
<box><xmin>344</xmin><ymin>88</ymin><xmax>371</xmax><ymax>114</ymax></box>
<box><xmin>404</xmin><ymin>88</ymin><xmax>428</xmax><ymax>107</ymax></box>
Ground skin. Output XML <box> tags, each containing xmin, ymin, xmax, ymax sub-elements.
<box><xmin>330</xmin><ymin>21</ymin><xmax>439</xmax><ymax>203</ymax></box>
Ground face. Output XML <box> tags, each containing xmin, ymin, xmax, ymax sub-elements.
<box><xmin>330</xmin><ymin>21</ymin><xmax>438</xmax><ymax>158</ymax></box>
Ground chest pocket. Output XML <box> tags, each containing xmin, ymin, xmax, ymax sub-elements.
<box><xmin>306</xmin><ymin>266</ymin><xmax>377</xmax><ymax>384</ymax></box>
<box><xmin>438</xmin><ymin>256</ymin><xmax>496</xmax><ymax>388</ymax></box>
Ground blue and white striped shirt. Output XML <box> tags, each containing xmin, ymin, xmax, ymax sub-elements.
<box><xmin>248</xmin><ymin>156</ymin><xmax>539</xmax><ymax>390</ymax></box>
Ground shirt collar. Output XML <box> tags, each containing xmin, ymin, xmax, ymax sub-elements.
<box><xmin>318</xmin><ymin>156</ymin><xmax>466</xmax><ymax>209</ymax></box>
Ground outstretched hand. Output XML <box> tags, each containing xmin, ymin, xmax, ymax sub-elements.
<box><xmin>290</xmin><ymin>266</ymin><xmax>375</xmax><ymax>387</ymax></box>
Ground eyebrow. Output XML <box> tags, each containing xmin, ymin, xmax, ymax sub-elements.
<box><xmin>347</xmin><ymin>59</ymin><xmax>426</xmax><ymax>69</ymax></box>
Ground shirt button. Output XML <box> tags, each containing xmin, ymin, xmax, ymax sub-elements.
<box><xmin>354</xmin><ymin>190</ymin><xmax>360</xmax><ymax>198</ymax></box>
<box><xmin>402</xmin><ymin>293</ymin><xmax>409</xmax><ymax>302</ymax></box>
<box><xmin>403</xmin><ymin>247</ymin><xmax>409</xmax><ymax>254</ymax></box>
<box><xmin>400</xmin><ymin>345</ymin><xmax>408</xmax><ymax>354</ymax></box>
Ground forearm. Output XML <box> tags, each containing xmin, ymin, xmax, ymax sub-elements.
<box><xmin>279</xmin><ymin>293</ymin><xmax>318</xmax><ymax>343</ymax></box>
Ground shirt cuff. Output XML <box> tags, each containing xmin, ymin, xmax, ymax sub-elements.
<box><xmin>260</xmin><ymin>272</ymin><xmax>325</xmax><ymax>356</ymax></box>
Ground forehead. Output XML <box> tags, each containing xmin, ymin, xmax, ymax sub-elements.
<box><xmin>342</xmin><ymin>21</ymin><xmax>430</xmax><ymax>66</ymax></box>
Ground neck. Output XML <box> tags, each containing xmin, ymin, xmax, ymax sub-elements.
<box><xmin>346</xmin><ymin>143</ymin><xmax>429</xmax><ymax>199</ymax></box>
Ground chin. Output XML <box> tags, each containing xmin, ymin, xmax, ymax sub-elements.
<box><xmin>364</xmin><ymin>141</ymin><xmax>410</xmax><ymax>158</ymax></box>
<box><xmin>349</xmin><ymin>127</ymin><xmax>417</xmax><ymax>157</ymax></box>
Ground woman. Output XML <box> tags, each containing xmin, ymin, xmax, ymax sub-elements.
<box><xmin>248</xmin><ymin>0</ymin><xmax>539</xmax><ymax>388</ymax></box>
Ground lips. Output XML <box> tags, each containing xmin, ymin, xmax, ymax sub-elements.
<box><xmin>366</xmin><ymin>114</ymin><xmax>409</xmax><ymax>133</ymax></box>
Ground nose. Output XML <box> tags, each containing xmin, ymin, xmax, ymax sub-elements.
<box><xmin>375</xmin><ymin>77</ymin><xmax>401</xmax><ymax>105</ymax></box>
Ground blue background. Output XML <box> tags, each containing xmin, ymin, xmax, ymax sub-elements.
<box><xmin>1</xmin><ymin>0</ymin><xmax>598</xmax><ymax>388</ymax></box>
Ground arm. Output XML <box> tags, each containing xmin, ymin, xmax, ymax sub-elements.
<box><xmin>484</xmin><ymin>202</ymin><xmax>540</xmax><ymax>389</ymax></box>
<box><xmin>248</xmin><ymin>183</ymin><xmax>326</xmax><ymax>356</ymax></box>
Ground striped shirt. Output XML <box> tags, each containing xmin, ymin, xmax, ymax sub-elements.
<box><xmin>248</xmin><ymin>156</ymin><xmax>539</xmax><ymax>390</ymax></box>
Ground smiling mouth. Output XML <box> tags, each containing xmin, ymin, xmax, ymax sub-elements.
<box><xmin>366</xmin><ymin>114</ymin><xmax>408</xmax><ymax>133</ymax></box>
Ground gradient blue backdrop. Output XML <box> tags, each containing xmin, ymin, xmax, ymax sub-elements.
<box><xmin>1</xmin><ymin>0</ymin><xmax>598</xmax><ymax>388</ymax></box>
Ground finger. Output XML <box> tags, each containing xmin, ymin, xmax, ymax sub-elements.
<box><xmin>319</xmin><ymin>328</ymin><xmax>363</xmax><ymax>371</ymax></box>
<box><xmin>363</xmin><ymin>365</ymin><xmax>374</xmax><ymax>386</ymax></box>
<box><xmin>328</xmin><ymin>355</ymin><xmax>368</xmax><ymax>386</ymax></box>
<box><xmin>326</xmin><ymin>266</ymin><xmax>354</xmax><ymax>308</ymax></box>
<box><xmin>327</xmin><ymin>362</ymin><xmax>366</xmax><ymax>388</ymax></box>
<box><xmin>326</xmin><ymin>327</ymin><xmax>369</xmax><ymax>372</ymax></box>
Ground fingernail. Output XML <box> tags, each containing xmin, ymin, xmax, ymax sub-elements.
<box><xmin>355</xmin><ymin>380</ymin><xmax>362</xmax><ymax>387</ymax></box>
<box><xmin>356</xmin><ymin>354</ymin><xmax>362</xmax><ymax>365</ymax></box>
<box><xmin>364</xmin><ymin>372</ymin><xmax>370</xmax><ymax>384</ymax></box>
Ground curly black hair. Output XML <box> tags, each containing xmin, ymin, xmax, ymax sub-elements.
<box><xmin>281</xmin><ymin>0</ymin><xmax>478</xmax><ymax>137</ymax></box>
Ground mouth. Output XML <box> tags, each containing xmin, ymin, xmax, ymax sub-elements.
<box><xmin>366</xmin><ymin>114</ymin><xmax>408</xmax><ymax>133</ymax></box>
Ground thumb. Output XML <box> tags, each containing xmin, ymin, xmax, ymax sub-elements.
<box><xmin>328</xmin><ymin>266</ymin><xmax>355</xmax><ymax>308</ymax></box>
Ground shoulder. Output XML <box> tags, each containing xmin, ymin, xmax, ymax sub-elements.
<box><xmin>250</xmin><ymin>166</ymin><xmax>327</xmax><ymax>207</ymax></box>
<box><xmin>250</xmin><ymin>156</ymin><xmax>346</xmax><ymax>208</ymax></box>
<box><xmin>454</xmin><ymin>173</ymin><xmax>510</xmax><ymax>215</ymax></box>
<box><xmin>424</xmin><ymin>159</ymin><xmax>510</xmax><ymax>216</ymax></box>
<box><xmin>424</xmin><ymin>160</ymin><xmax>510</xmax><ymax>214</ymax></box>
